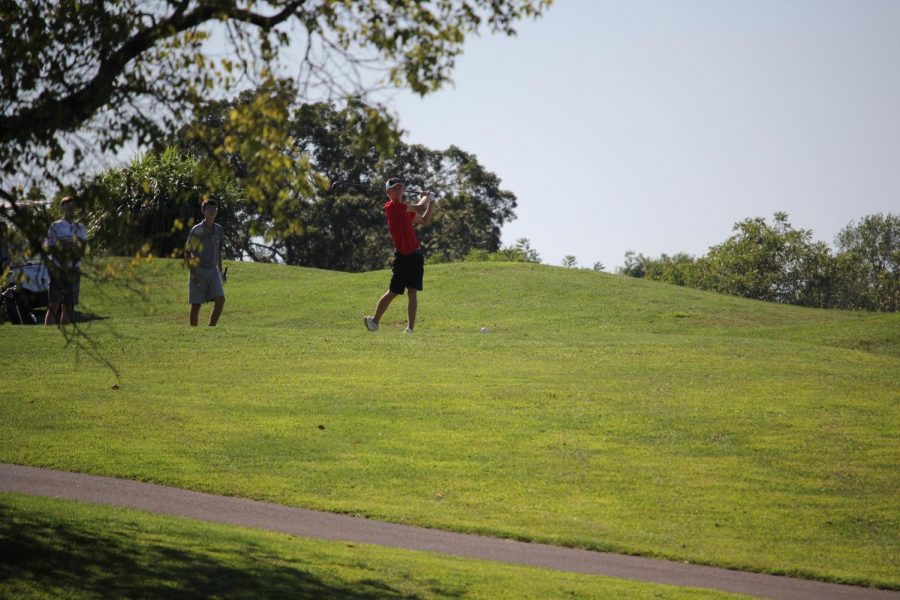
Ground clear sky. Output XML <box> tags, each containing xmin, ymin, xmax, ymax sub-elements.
<box><xmin>384</xmin><ymin>0</ymin><xmax>900</xmax><ymax>269</ymax></box>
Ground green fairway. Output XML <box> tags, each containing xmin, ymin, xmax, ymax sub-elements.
<box><xmin>1</xmin><ymin>260</ymin><xmax>898</xmax><ymax>589</ymax></box>
<box><xmin>0</xmin><ymin>494</ymin><xmax>746</xmax><ymax>599</ymax></box>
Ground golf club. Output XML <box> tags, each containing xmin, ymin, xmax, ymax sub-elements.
<box><xmin>329</xmin><ymin>180</ymin><xmax>438</xmax><ymax>199</ymax></box>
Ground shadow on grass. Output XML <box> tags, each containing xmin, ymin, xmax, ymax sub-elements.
<box><xmin>72</xmin><ymin>310</ymin><xmax>108</xmax><ymax>324</ymax></box>
<box><xmin>0</xmin><ymin>309</ymin><xmax>107</xmax><ymax>325</ymax></box>
<box><xmin>0</xmin><ymin>505</ymin><xmax>419</xmax><ymax>599</ymax></box>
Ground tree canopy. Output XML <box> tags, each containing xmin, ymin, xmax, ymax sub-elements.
<box><xmin>82</xmin><ymin>148</ymin><xmax>244</xmax><ymax>260</ymax></box>
<box><xmin>1</xmin><ymin>0</ymin><xmax>550</xmax><ymax>258</ymax></box>
<box><xmin>834</xmin><ymin>213</ymin><xmax>900</xmax><ymax>311</ymax></box>
<box><xmin>88</xmin><ymin>93</ymin><xmax>520</xmax><ymax>272</ymax></box>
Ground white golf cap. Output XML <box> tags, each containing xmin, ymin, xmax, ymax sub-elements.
<box><xmin>385</xmin><ymin>177</ymin><xmax>403</xmax><ymax>190</ymax></box>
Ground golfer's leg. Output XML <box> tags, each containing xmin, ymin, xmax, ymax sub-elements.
<box><xmin>373</xmin><ymin>291</ymin><xmax>397</xmax><ymax>324</ymax></box>
<box><xmin>209</xmin><ymin>297</ymin><xmax>225</xmax><ymax>326</ymax></box>
<box><xmin>59</xmin><ymin>304</ymin><xmax>71</xmax><ymax>326</ymax></box>
<box><xmin>406</xmin><ymin>288</ymin><xmax>417</xmax><ymax>331</ymax></box>
<box><xmin>190</xmin><ymin>304</ymin><xmax>201</xmax><ymax>326</ymax></box>
<box><xmin>44</xmin><ymin>303</ymin><xmax>59</xmax><ymax>325</ymax></box>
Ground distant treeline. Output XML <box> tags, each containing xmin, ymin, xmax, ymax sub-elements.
<box><xmin>617</xmin><ymin>212</ymin><xmax>898</xmax><ymax>312</ymax></box>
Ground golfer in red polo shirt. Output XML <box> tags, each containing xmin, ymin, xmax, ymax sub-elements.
<box><xmin>364</xmin><ymin>177</ymin><xmax>436</xmax><ymax>333</ymax></box>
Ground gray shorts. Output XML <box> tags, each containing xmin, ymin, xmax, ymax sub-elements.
<box><xmin>189</xmin><ymin>268</ymin><xmax>224</xmax><ymax>304</ymax></box>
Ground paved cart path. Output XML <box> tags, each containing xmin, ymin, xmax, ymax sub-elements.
<box><xmin>1</xmin><ymin>464</ymin><xmax>896</xmax><ymax>600</ymax></box>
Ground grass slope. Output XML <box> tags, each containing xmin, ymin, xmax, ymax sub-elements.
<box><xmin>0</xmin><ymin>493</ymin><xmax>746</xmax><ymax>599</ymax></box>
<box><xmin>1</xmin><ymin>260</ymin><xmax>898</xmax><ymax>589</ymax></box>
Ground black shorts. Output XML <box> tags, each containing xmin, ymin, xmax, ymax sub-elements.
<box><xmin>389</xmin><ymin>250</ymin><xmax>424</xmax><ymax>295</ymax></box>
<box><xmin>48</xmin><ymin>271</ymin><xmax>80</xmax><ymax>306</ymax></box>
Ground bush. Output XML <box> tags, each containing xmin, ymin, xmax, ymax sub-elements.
<box><xmin>619</xmin><ymin>212</ymin><xmax>899</xmax><ymax>312</ymax></box>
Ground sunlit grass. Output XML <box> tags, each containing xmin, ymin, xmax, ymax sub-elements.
<box><xmin>1</xmin><ymin>259</ymin><xmax>898</xmax><ymax>588</ymax></box>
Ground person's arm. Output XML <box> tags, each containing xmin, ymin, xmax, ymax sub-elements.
<box><xmin>184</xmin><ymin>231</ymin><xmax>199</xmax><ymax>281</ymax></box>
<box><xmin>217</xmin><ymin>227</ymin><xmax>224</xmax><ymax>276</ymax></box>
<box><xmin>73</xmin><ymin>224</ymin><xmax>88</xmax><ymax>263</ymax></box>
<box><xmin>44</xmin><ymin>224</ymin><xmax>56</xmax><ymax>255</ymax></box>
<box><xmin>411</xmin><ymin>192</ymin><xmax>435</xmax><ymax>225</ymax></box>
<box><xmin>407</xmin><ymin>193</ymin><xmax>429</xmax><ymax>215</ymax></box>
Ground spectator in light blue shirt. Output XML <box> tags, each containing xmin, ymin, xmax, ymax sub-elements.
<box><xmin>44</xmin><ymin>196</ymin><xmax>87</xmax><ymax>326</ymax></box>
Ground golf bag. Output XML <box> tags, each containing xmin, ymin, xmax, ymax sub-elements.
<box><xmin>1</xmin><ymin>260</ymin><xmax>48</xmax><ymax>325</ymax></box>
<box><xmin>0</xmin><ymin>284</ymin><xmax>38</xmax><ymax>325</ymax></box>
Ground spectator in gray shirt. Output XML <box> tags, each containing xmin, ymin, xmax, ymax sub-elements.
<box><xmin>184</xmin><ymin>199</ymin><xmax>225</xmax><ymax>326</ymax></box>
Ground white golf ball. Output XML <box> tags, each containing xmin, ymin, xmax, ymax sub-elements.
<box><xmin>480</xmin><ymin>327</ymin><xmax>489</xmax><ymax>333</ymax></box>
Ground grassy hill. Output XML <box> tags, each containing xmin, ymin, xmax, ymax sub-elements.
<box><xmin>1</xmin><ymin>259</ymin><xmax>898</xmax><ymax>590</ymax></box>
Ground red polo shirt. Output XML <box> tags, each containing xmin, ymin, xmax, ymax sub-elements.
<box><xmin>385</xmin><ymin>200</ymin><xmax>419</xmax><ymax>255</ymax></box>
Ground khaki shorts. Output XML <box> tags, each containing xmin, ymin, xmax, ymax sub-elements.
<box><xmin>189</xmin><ymin>268</ymin><xmax>224</xmax><ymax>304</ymax></box>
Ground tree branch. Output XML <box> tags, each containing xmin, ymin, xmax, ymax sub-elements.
<box><xmin>0</xmin><ymin>1</ymin><xmax>305</xmax><ymax>147</ymax></box>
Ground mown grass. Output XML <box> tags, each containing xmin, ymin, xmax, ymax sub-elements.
<box><xmin>0</xmin><ymin>493</ymin><xmax>747</xmax><ymax>599</ymax></box>
<box><xmin>1</xmin><ymin>259</ymin><xmax>898</xmax><ymax>589</ymax></box>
